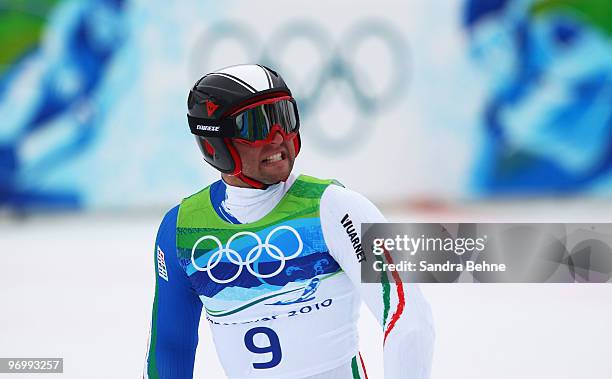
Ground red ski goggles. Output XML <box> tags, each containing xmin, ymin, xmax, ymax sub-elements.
<box><xmin>188</xmin><ymin>96</ymin><xmax>300</xmax><ymax>145</ymax></box>
<box><xmin>232</xmin><ymin>96</ymin><xmax>299</xmax><ymax>144</ymax></box>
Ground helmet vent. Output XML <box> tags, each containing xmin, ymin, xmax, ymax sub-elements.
<box><xmin>203</xmin><ymin>140</ymin><xmax>215</xmax><ymax>156</ymax></box>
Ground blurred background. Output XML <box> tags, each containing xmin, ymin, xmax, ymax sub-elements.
<box><xmin>1</xmin><ymin>0</ymin><xmax>611</xmax><ymax>378</ymax></box>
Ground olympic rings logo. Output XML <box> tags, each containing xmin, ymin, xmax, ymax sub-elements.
<box><xmin>191</xmin><ymin>225</ymin><xmax>303</xmax><ymax>284</ymax></box>
<box><xmin>189</xmin><ymin>19</ymin><xmax>411</xmax><ymax>152</ymax></box>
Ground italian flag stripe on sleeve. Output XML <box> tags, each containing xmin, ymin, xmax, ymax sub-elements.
<box><xmin>378</xmin><ymin>253</ymin><xmax>391</xmax><ymax>330</ymax></box>
<box><xmin>382</xmin><ymin>249</ymin><xmax>406</xmax><ymax>345</ymax></box>
<box><xmin>351</xmin><ymin>353</ymin><xmax>369</xmax><ymax>379</ymax></box>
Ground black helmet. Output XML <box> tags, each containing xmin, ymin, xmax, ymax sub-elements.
<box><xmin>187</xmin><ymin>64</ymin><xmax>301</xmax><ymax>188</ymax></box>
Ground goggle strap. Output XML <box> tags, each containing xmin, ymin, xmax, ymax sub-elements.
<box><xmin>187</xmin><ymin>115</ymin><xmax>236</xmax><ymax>137</ymax></box>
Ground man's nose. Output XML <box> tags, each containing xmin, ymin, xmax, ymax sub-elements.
<box><xmin>269</xmin><ymin>130</ymin><xmax>284</xmax><ymax>144</ymax></box>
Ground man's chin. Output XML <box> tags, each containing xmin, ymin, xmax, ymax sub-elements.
<box><xmin>259</xmin><ymin>161</ymin><xmax>293</xmax><ymax>182</ymax></box>
<box><xmin>260</xmin><ymin>173</ymin><xmax>290</xmax><ymax>185</ymax></box>
<box><xmin>258</xmin><ymin>167</ymin><xmax>292</xmax><ymax>185</ymax></box>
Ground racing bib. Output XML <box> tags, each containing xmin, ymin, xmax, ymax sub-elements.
<box><xmin>176</xmin><ymin>175</ymin><xmax>360</xmax><ymax>378</ymax></box>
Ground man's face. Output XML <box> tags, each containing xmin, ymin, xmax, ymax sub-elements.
<box><xmin>232</xmin><ymin>131</ymin><xmax>297</xmax><ymax>185</ymax></box>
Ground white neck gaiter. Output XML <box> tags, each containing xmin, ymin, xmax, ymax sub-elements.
<box><xmin>221</xmin><ymin>173</ymin><xmax>297</xmax><ymax>224</ymax></box>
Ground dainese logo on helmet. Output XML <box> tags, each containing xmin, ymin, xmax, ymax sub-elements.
<box><xmin>197</xmin><ymin>125</ymin><xmax>220</xmax><ymax>132</ymax></box>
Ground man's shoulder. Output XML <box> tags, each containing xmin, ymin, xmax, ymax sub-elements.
<box><xmin>159</xmin><ymin>204</ymin><xmax>180</xmax><ymax>233</ymax></box>
<box><xmin>295</xmin><ymin>173</ymin><xmax>343</xmax><ymax>187</ymax></box>
<box><xmin>320</xmin><ymin>181</ymin><xmax>360</xmax><ymax>200</ymax></box>
<box><xmin>320</xmin><ymin>182</ymin><xmax>380</xmax><ymax>214</ymax></box>
<box><xmin>292</xmin><ymin>173</ymin><xmax>376</xmax><ymax>206</ymax></box>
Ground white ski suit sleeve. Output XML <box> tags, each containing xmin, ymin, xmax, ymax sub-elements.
<box><xmin>320</xmin><ymin>185</ymin><xmax>435</xmax><ymax>379</ymax></box>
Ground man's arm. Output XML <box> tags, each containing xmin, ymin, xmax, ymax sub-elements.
<box><xmin>320</xmin><ymin>185</ymin><xmax>435</xmax><ymax>379</ymax></box>
<box><xmin>144</xmin><ymin>206</ymin><xmax>203</xmax><ymax>379</ymax></box>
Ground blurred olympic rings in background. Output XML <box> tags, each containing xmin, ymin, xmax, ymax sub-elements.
<box><xmin>189</xmin><ymin>19</ymin><xmax>412</xmax><ymax>152</ymax></box>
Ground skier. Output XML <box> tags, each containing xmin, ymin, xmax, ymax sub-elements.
<box><xmin>144</xmin><ymin>64</ymin><xmax>434</xmax><ymax>379</ymax></box>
